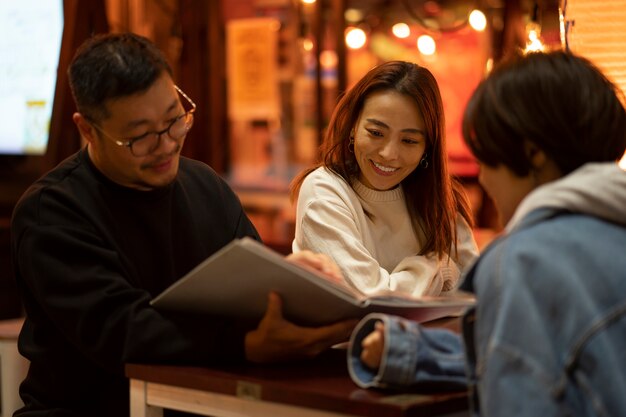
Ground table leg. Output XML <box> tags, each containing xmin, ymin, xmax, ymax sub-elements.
<box><xmin>130</xmin><ymin>379</ymin><xmax>163</xmax><ymax>417</ymax></box>
<box><xmin>0</xmin><ymin>339</ymin><xmax>28</xmax><ymax>417</ymax></box>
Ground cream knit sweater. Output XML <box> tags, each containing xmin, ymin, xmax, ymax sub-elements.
<box><xmin>293</xmin><ymin>167</ymin><xmax>478</xmax><ymax>297</ymax></box>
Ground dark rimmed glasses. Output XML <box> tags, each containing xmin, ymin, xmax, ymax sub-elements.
<box><xmin>90</xmin><ymin>85</ymin><xmax>196</xmax><ymax>157</ymax></box>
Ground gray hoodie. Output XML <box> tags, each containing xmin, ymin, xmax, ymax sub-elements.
<box><xmin>507</xmin><ymin>162</ymin><xmax>626</xmax><ymax>232</ymax></box>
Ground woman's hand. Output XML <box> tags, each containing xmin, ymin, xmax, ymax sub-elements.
<box><xmin>286</xmin><ymin>250</ymin><xmax>344</xmax><ymax>284</ymax></box>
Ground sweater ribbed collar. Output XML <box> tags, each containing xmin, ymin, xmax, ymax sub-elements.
<box><xmin>352</xmin><ymin>178</ymin><xmax>404</xmax><ymax>202</ymax></box>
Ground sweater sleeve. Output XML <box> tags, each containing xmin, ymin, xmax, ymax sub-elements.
<box><xmin>296</xmin><ymin>195</ymin><xmax>436</xmax><ymax>295</ymax></box>
<box><xmin>294</xmin><ymin>171</ymin><xmax>478</xmax><ymax>297</ymax></box>
<box><xmin>389</xmin><ymin>216</ymin><xmax>477</xmax><ymax>295</ymax></box>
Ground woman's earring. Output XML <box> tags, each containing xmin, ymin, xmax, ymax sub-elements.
<box><xmin>420</xmin><ymin>152</ymin><xmax>429</xmax><ymax>169</ymax></box>
<box><xmin>348</xmin><ymin>136</ymin><xmax>355</xmax><ymax>153</ymax></box>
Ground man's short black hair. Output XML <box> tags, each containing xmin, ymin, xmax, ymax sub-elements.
<box><xmin>68</xmin><ymin>32</ymin><xmax>173</xmax><ymax>122</ymax></box>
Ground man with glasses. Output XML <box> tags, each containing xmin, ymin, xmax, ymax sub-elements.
<box><xmin>10</xmin><ymin>33</ymin><xmax>355</xmax><ymax>417</ymax></box>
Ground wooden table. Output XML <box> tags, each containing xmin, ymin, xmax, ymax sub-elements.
<box><xmin>127</xmin><ymin>349</ymin><xmax>469</xmax><ymax>417</ymax></box>
<box><xmin>0</xmin><ymin>317</ymin><xmax>27</xmax><ymax>417</ymax></box>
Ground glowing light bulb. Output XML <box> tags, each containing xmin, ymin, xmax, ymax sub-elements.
<box><xmin>469</xmin><ymin>10</ymin><xmax>487</xmax><ymax>32</ymax></box>
<box><xmin>345</xmin><ymin>27</ymin><xmax>367</xmax><ymax>49</ymax></box>
<box><xmin>392</xmin><ymin>23</ymin><xmax>411</xmax><ymax>39</ymax></box>
<box><xmin>417</xmin><ymin>35</ymin><xmax>436</xmax><ymax>55</ymax></box>
<box><xmin>302</xmin><ymin>38</ymin><xmax>314</xmax><ymax>52</ymax></box>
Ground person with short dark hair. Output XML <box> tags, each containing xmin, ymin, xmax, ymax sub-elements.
<box><xmin>11</xmin><ymin>32</ymin><xmax>355</xmax><ymax>417</ymax></box>
<box><xmin>348</xmin><ymin>50</ymin><xmax>626</xmax><ymax>416</ymax></box>
<box><xmin>291</xmin><ymin>61</ymin><xmax>478</xmax><ymax>297</ymax></box>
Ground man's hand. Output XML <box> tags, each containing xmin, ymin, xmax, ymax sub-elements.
<box><xmin>360</xmin><ymin>321</ymin><xmax>385</xmax><ymax>370</ymax></box>
<box><xmin>245</xmin><ymin>292</ymin><xmax>357</xmax><ymax>363</ymax></box>
<box><xmin>286</xmin><ymin>250</ymin><xmax>343</xmax><ymax>284</ymax></box>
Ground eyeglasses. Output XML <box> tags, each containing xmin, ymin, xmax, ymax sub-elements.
<box><xmin>90</xmin><ymin>85</ymin><xmax>196</xmax><ymax>157</ymax></box>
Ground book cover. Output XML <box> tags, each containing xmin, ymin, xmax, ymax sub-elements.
<box><xmin>151</xmin><ymin>237</ymin><xmax>475</xmax><ymax>326</ymax></box>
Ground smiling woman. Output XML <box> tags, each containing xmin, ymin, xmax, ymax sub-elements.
<box><xmin>290</xmin><ymin>60</ymin><xmax>478</xmax><ymax>297</ymax></box>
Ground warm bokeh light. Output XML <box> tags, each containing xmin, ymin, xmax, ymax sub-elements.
<box><xmin>391</xmin><ymin>22</ymin><xmax>411</xmax><ymax>39</ymax></box>
<box><xmin>486</xmin><ymin>58</ymin><xmax>494</xmax><ymax>74</ymax></box>
<box><xmin>345</xmin><ymin>27</ymin><xmax>367</xmax><ymax>49</ymax></box>
<box><xmin>525</xmin><ymin>29</ymin><xmax>545</xmax><ymax>53</ymax></box>
<box><xmin>417</xmin><ymin>34</ymin><xmax>436</xmax><ymax>55</ymax></box>
<box><xmin>319</xmin><ymin>50</ymin><xmax>337</xmax><ymax>69</ymax></box>
<box><xmin>301</xmin><ymin>0</ymin><xmax>316</xmax><ymax>4</ymax></box>
<box><xmin>559</xmin><ymin>7</ymin><xmax>567</xmax><ymax>48</ymax></box>
<box><xmin>620</xmin><ymin>153</ymin><xmax>626</xmax><ymax>170</ymax></box>
<box><xmin>469</xmin><ymin>10</ymin><xmax>487</xmax><ymax>31</ymax></box>
<box><xmin>302</xmin><ymin>38</ymin><xmax>314</xmax><ymax>52</ymax></box>
<box><xmin>344</xmin><ymin>8</ymin><xmax>364</xmax><ymax>23</ymax></box>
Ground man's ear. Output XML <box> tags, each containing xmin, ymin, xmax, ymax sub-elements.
<box><xmin>523</xmin><ymin>140</ymin><xmax>547</xmax><ymax>170</ymax></box>
<box><xmin>73</xmin><ymin>113</ymin><xmax>97</xmax><ymax>145</ymax></box>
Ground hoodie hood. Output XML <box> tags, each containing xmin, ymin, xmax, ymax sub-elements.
<box><xmin>506</xmin><ymin>162</ymin><xmax>626</xmax><ymax>232</ymax></box>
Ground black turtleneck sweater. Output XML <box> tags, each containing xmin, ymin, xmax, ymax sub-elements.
<box><xmin>11</xmin><ymin>148</ymin><xmax>260</xmax><ymax>416</ymax></box>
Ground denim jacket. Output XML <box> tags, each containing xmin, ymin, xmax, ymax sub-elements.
<box><xmin>348</xmin><ymin>163</ymin><xmax>626</xmax><ymax>416</ymax></box>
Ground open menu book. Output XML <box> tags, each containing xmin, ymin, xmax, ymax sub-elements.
<box><xmin>151</xmin><ymin>237</ymin><xmax>475</xmax><ymax>326</ymax></box>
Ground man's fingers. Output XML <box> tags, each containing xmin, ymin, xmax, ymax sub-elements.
<box><xmin>262</xmin><ymin>291</ymin><xmax>284</xmax><ymax>322</ymax></box>
<box><xmin>314</xmin><ymin>319</ymin><xmax>358</xmax><ymax>347</ymax></box>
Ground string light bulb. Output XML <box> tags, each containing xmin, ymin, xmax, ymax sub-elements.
<box><xmin>345</xmin><ymin>27</ymin><xmax>367</xmax><ymax>49</ymax></box>
<box><xmin>417</xmin><ymin>34</ymin><xmax>436</xmax><ymax>55</ymax></box>
<box><xmin>469</xmin><ymin>10</ymin><xmax>487</xmax><ymax>31</ymax></box>
<box><xmin>392</xmin><ymin>23</ymin><xmax>411</xmax><ymax>39</ymax></box>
